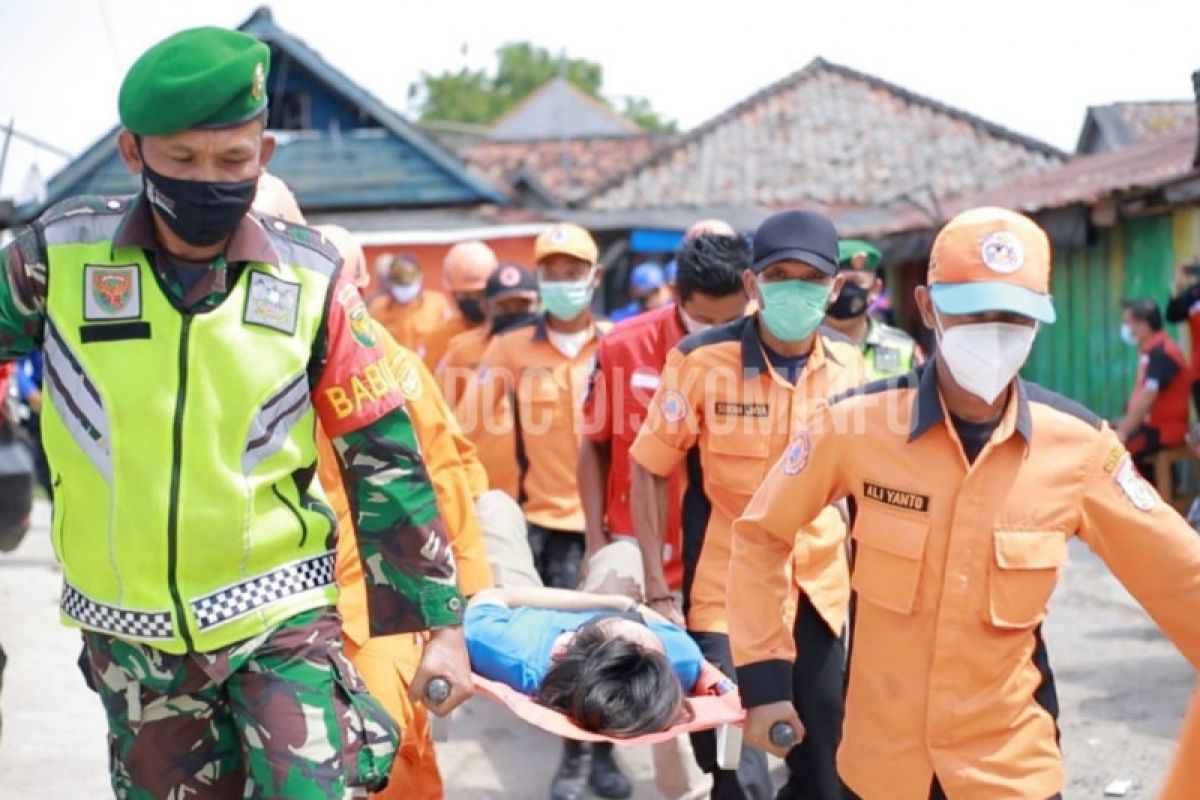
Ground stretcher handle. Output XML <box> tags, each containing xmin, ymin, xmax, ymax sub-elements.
<box><xmin>425</xmin><ymin>677</ymin><xmax>451</xmax><ymax>706</ymax></box>
<box><xmin>769</xmin><ymin>721</ymin><xmax>797</xmax><ymax>749</ymax></box>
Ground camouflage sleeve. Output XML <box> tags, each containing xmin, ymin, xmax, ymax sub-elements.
<box><xmin>0</xmin><ymin>226</ymin><xmax>48</xmax><ymax>361</ymax></box>
<box><xmin>333</xmin><ymin>405</ymin><xmax>465</xmax><ymax>635</ymax></box>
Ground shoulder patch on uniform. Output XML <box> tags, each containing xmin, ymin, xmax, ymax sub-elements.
<box><xmin>677</xmin><ymin>317</ymin><xmax>747</xmax><ymax>355</ymax></box>
<box><xmin>1113</xmin><ymin>454</ymin><xmax>1158</xmax><ymax>511</ymax></box>
<box><xmin>782</xmin><ymin>432</ymin><xmax>810</xmax><ymax>475</ymax></box>
<box><xmin>828</xmin><ymin>369</ymin><xmax>920</xmax><ymax>407</ymax></box>
<box><xmin>1024</xmin><ymin>382</ymin><xmax>1102</xmax><ymax>430</ymax></box>
<box><xmin>256</xmin><ymin>214</ymin><xmax>341</xmax><ymax>278</ymax></box>
<box><xmin>39</xmin><ymin>195</ymin><xmax>130</xmax><ymax>246</ymax></box>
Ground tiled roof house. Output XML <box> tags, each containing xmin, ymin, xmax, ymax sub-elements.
<box><xmin>1075</xmin><ymin>100</ymin><xmax>1198</xmax><ymax>154</ymax></box>
<box><xmin>580</xmin><ymin>58</ymin><xmax>1067</xmax><ymax>217</ymax></box>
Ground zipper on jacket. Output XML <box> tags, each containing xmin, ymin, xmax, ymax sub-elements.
<box><xmin>272</xmin><ymin>484</ymin><xmax>309</xmax><ymax>547</ymax></box>
<box><xmin>167</xmin><ymin>316</ymin><xmax>194</xmax><ymax>651</ymax></box>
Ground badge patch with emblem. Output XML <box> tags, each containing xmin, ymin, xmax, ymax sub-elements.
<box><xmin>980</xmin><ymin>231</ymin><xmax>1025</xmax><ymax>274</ymax></box>
<box><xmin>243</xmin><ymin>272</ymin><xmax>300</xmax><ymax>335</ymax></box>
<box><xmin>251</xmin><ymin>62</ymin><xmax>266</xmax><ymax>102</ymax></box>
<box><xmin>659</xmin><ymin>388</ymin><xmax>688</xmax><ymax>423</ymax></box>
<box><xmin>783</xmin><ymin>432</ymin><xmax>810</xmax><ymax>475</ymax></box>
<box><xmin>1114</xmin><ymin>455</ymin><xmax>1157</xmax><ymax>512</ymax></box>
<box><xmin>874</xmin><ymin>345</ymin><xmax>900</xmax><ymax>373</ymax></box>
<box><xmin>347</xmin><ymin>304</ymin><xmax>376</xmax><ymax>347</ymax></box>
<box><xmin>84</xmin><ymin>265</ymin><xmax>141</xmax><ymax>321</ymax></box>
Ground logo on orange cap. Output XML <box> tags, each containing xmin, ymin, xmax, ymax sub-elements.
<box><xmin>928</xmin><ymin>207</ymin><xmax>1056</xmax><ymax>324</ymax></box>
<box><xmin>979</xmin><ymin>231</ymin><xmax>1025</xmax><ymax>274</ymax></box>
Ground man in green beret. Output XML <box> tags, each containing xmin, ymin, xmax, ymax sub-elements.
<box><xmin>0</xmin><ymin>26</ymin><xmax>471</xmax><ymax>798</ymax></box>
<box><xmin>823</xmin><ymin>238</ymin><xmax>923</xmax><ymax>380</ymax></box>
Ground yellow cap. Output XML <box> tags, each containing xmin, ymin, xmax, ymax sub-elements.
<box><xmin>535</xmin><ymin>223</ymin><xmax>598</xmax><ymax>265</ymax></box>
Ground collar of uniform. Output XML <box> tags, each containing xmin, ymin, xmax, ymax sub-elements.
<box><xmin>530</xmin><ymin>312</ymin><xmax>605</xmax><ymax>343</ymax></box>
<box><xmin>112</xmin><ymin>194</ymin><xmax>280</xmax><ymax>268</ymax></box>
<box><xmin>908</xmin><ymin>360</ymin><xmax>1033</xmax><ymax>445</ymax></box>
<box><xmin>740</xmin><ymin>314</ymin><xmax>836</xmax><ymax>380</ymax></box>
<box><xmin>1140</xmin><ymin>330</ymin><xmax>1168</xmax><ymax>354</ymax></box>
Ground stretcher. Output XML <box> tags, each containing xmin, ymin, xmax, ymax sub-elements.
<box><xmin>463</xmin><ymin>662</ymin><xmax>744</xmax><ymax>762</ymax></box>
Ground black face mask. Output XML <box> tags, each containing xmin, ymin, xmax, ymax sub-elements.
<box><xmin>491</xmin><ymin>311</ymin><xmax>538</xmax><ymax>336</ymax></box>
<box><xmin>456</xmin><ymin>296</ymin><xmax>486</xmax><ymax>324</ymax></box>
<box><xmin>825</xmin><ymin>282</ymin><xmax>871</xmax><ymax>320</ymax></box>
<box><xmin>141</xmin><ymin>162</ymin><xmax>257</xmax><ymax>248</ymax></box>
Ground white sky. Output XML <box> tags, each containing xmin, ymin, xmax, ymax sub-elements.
<box><xmin>1</xmin><ymin>0</ymin><xmax>1199</xmax><ymax>200</ymax></box>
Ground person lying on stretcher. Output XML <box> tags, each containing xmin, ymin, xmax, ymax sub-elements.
<box><xmin>464</xmin><ymin>581</ymin><xmax>704</xmax><ymax>737</ymax></box>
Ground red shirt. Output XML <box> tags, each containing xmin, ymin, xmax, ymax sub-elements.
<box><xmin>583</xmin><ymin>305</ymin><xmax>685</xmax><ymax>589</ymax></box>
<box><xmin>1134</xmin><ymin>331</ymin><xmax>1191</xmax><ymax>445</ymax></box>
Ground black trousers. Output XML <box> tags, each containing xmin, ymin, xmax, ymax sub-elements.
<box><xmin>777</xmin><ymin>599</ymin><xmax>847</xmax><ymax>800</ymax></box>
<box><xmin>691</xmin><ymin>599</ymin><xmax>846</xmax><ymax>800</ymax></box>
<box><xmin>526</xmin><ymin>524</ymin><xmax>585</xmax><ymax>590</ymax></box>
<box><xmin>689</xmin><ymin>631</ymin><xmax>774</xmax><ymax>800</ymax></box>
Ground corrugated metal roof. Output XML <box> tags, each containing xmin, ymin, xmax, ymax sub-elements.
<box><xmin>851</xmin><ymin>129</ymin><xmax>1199</xmax><ymax>238</ymax></box>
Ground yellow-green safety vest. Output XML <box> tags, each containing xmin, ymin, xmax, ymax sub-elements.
<box><xmin>863</xmin><ymin>320</ymin><xmax>918</xmax><ymax>381</ymax></box>
<box><xmin>38</xmin><ymin>197</ymin><xmax>339</xmax><ymax>654</ymax></box>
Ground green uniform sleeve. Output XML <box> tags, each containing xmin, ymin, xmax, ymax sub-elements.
<box><xmin>0</xmin><ymin>226</ymin><xmax>48</xmax><ymax>360</ymax></box>
<box><xmin>334</xmin><ymin>404</ymin><xmax>465</xmax><ymax>635</ymax></box>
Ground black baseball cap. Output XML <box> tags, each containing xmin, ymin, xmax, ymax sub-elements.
<box><xmin>485</xmin><ymin>263</ymin><xmax>538</xmax><ymax>300</ymax></box>
<box><xmin>751</xmin><ymin>210</ymin><xmax>839</xmax><ymax>276</ymax></box>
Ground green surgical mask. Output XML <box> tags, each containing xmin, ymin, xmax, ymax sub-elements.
<box><xmin>540</xmin><ymin>268</ymin><xmax>595</xmax><ymax>320</ymax></box>
<box><xmin>757</xmin><ymin>277</ymin><xmax>831</xmax><ymax>342</ymax></box>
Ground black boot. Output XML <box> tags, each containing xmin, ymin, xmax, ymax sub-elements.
<box><xmin>588</xmin><ymin>742</ymin><xmax>632</xmax><ymax>799</ymax></box>
<box><xmin>550</xmin><ymin>739</ymin><xmax>588</xmax><ymax>800</ymax></box>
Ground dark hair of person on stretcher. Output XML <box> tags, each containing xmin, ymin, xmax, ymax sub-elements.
<box><xmin>467</xmin><ymin>583</ymin><xmax>695</xmax><ymax>738</ymax></box>
<box><xmin>536</xmin><ymin>615</ymin><xmax>694</xmax><ymax>738</ymax></box>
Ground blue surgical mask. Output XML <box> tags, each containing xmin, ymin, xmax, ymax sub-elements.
<box><xmin>756</xmin><ymin>278</ymin><xmax>831</xmax><ymax>342</ymax></box>
<box><xmin>540</xmin><ymin>268</ymin><xmax>595</xmax><ymax>320</ymax></box>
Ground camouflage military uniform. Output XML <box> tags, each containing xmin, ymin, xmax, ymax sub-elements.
<box><xmin>2</xmin><ymin>195</ymin><xmax>465</xmax><ymax>799</ymax></box>
<box><xmin>84</xmin><ymin>610</ymin><xmax>397</xmax><ymax>799</ymax></box>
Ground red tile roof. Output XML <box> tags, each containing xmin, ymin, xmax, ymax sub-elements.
<box><xmin>463</xmin><ymin>135</ymin><xmax>666</xmax><ymax>204</ymax></box>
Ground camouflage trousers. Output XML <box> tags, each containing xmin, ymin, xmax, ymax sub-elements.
<box><xmin>82</xmin><ymin>608</ymin><xmax>399</xmax><ymax>800</ymax></box>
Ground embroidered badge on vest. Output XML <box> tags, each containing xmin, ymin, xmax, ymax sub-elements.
<box><xmin>84</xmin><ymin>265</ymin><xmax>141</xmax><ymax>321</ymax></box>
<box><xmin>244</xmin><ymin>272</ymin><xmax>300</xmax><ymax>335</ymax></box>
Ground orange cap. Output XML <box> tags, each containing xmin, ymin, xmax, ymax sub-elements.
<box><xmin>443</xmin><ymin>240</ymin><xmax>498</xmax><ymax>292</ymax></box>
<box><xmin>928</xmin><ymin>207</ymin><xmax>1055</xmax><ymax>324</ymax></box>
<box><xmin>534</xmin><ymin>223</ymin><xmax>598</xmax><ymax>265</ymax></box>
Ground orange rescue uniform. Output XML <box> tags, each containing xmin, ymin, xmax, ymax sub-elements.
<box><xmin>729</xmin><ymin>363</ymin><xmax>1200</xmax><ymax>799</ymax></box>
<box><xmin>630</xmin><ymin>317</ymin><xmax>863</xmax><ymax>636</ymax></box>
<box><xmin>368</xmin><ymin>290</ymin><xmax>459</xmax><ymax>369</ymax></box>
<box><xmin>457</xmin><ymin>314</ymin><xmax>608</xmax><ymax>531</ymax></box>
<box><xmin>435</xmin><ymin>326</ymin><xmax>489</xmax><ymax>410</ymax></box>
<box><xmin>318</xmin><ymin>321</ymin><xmax>492</xmax><ymax>799</ymax></box>
<box><xmin>1163</xmin><ymin>686</ymin><xmax>1200</xmax><ymax>799</ymax></box>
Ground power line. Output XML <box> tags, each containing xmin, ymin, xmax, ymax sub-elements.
<box><xmin>0</xmin><ymin>123</ymin><xmax>71</xmax><ymax>160</ymax></box>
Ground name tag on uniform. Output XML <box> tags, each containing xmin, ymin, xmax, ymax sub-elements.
<box><xmin>84</xmin><ymin>265</ymin><xmax>141</xmax><ymax>321</ymax></box>
<box><xmin>863</xmin><ymin>481</ymin><xmax>930</xmax><ymax>513</ymax></box>
<box><xmin>244</xmin><ymin>272</ymin><xmax>301</xmax><ymax>335</ymax></box>
<box><xmin>714</xmin><ymin>402</ymin><xmax>770</xmax><ymax>417</ymax></box>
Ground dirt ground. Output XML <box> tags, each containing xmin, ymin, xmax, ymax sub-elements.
<box><xmin>0</xmin><ymin>503</ymin><xmax>1191</xmax><ymax>798</ymax></box>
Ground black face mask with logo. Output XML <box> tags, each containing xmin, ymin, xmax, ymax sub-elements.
<box><xmin>141</xmin><ymin>161</ymin><xmax>257</xmax><ymax>248</ymax></box>
<box><xmin>825</xmin><ymin>282</ymin><xmax>871</xmax><ymax>320</ymax></box>
<box><xmin>456</xmin><ymin>296</ymin><xmax>486</xmax><ymax>325</ymax></box>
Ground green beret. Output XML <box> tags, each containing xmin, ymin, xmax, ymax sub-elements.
<box><xmin>837</xmin><ymin>239</ymin><xmax>882</xmax><ymax>272</ymax></box>
<box><xmin>119</xmin><ymin>27</ymin><xmax>271</xmax><ymax>136</ymax></box>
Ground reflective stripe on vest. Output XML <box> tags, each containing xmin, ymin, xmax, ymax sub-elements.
<box><xmin>41</xmin><ymin>209</ymin><xmax>339</xmax><ymax>653</ymax></box>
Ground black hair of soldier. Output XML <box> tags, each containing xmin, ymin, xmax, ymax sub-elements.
<box><xmin>536</xmin><ymin>621</ymin><xmax>689</xmax><ymax>737</ymax></box>
<box><xmin>674</xmin><ymin>233</ymin><xmax>752</xmax><ymax>304</ymax></box>
<box><xmin>1123</xmin><ymin>298</ymin><xmax>1163</xmax><ymax>331</ymax></box>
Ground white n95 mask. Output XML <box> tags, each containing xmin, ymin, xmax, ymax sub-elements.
<box><xmin>934</xmin><ymin>311</ymin><xmax>1038</xmax><ymax>405</ymax></box>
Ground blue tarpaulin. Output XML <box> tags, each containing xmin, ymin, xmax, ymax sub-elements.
<box><xmin>630</xmin><ymin>228</ymin><xmax>685</xmax><ymax>253</ymax></box>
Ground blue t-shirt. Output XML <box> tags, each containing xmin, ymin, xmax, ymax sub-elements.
<box><xmin>465</xmin><ymin>603</ymin><xmax>703</xmax><ymax>695</ymax></box>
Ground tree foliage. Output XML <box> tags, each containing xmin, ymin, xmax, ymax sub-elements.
<box><xmin>413</xmin><ymin>42</ymin><xmax>675</xmax><ymax>133</ymax></box>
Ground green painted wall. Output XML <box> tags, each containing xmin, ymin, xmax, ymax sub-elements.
<box><xmin>1023</xmin><ymin>212</ymin><xmax>1189</xmax><ymax>418</ymax></box>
